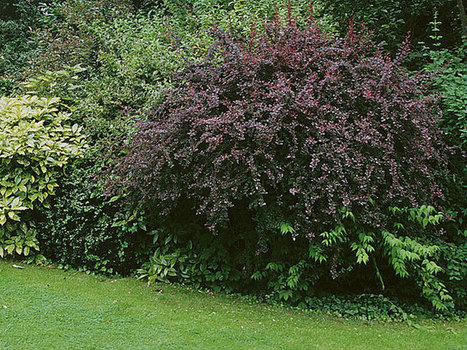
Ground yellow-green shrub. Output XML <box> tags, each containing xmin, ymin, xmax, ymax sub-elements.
<box><xmin>0</xmin><ymin>96</ymin><xmax>85</xmax><ymax>257</ymax></box>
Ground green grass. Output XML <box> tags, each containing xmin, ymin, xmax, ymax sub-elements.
<box><xmin>0</xmin><ymin>261</ymin><xmax>465</xmax><ymax>350</ymax></box>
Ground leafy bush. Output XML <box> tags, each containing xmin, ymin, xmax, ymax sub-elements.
<box><xmin>137</xmin><ymin>203</ymin><xmax>459</xmax><ymax>311</ymax></box>
<box><xmin>421</xmin><ymin>14</ymin><xmax>466</xmax><ymax>147</ymax></box>
<box><xmin>418</xmin><ymin>15</ymin><xmax>467</xmax><ymax>308</ymax></box>
<box><xmin>24</xmin><ymin>0</ymin><xmax>131</xmax><ymax>76</ymax></box>
<box><xmin>0</xmin><ymin>96</ymin><xmax>85</xmax><ymax>257</ymax></box>
<box><xmin>28</xmin><ymin>1</ymin><xmax>316</xmax><ymax>274</ymax></box>
<box><xmin>109</xmin><ymin>20</ymin><xmax>449</xmax><ymax>236</ymax></box>
<box><xmin>20</xmin><ymin>62</ymin><xmax>151</xmax><ymax>275</ymax></box>
<box><xmin>255</xmin><ymin>205</ymin><xmax>456</xmax><ymax>311</ymax></box>
<box><xmin>107</xmin><ymin>20</ymin><xmax>458</xmax><ymax>310</ymax></box>
<box><xmin>137</xmin><ymin>226</ymin><xmax>244</xmax><ymax>291</ymax></box>
<box><xmin>37</xmin><ymin>161</ymin><xmax>152</xmax><ymax>275</ymax></box>
<box><xmin>22</xmin><ymin>64</ymin><xmax>87</xmax><ymax>103</ymax></box>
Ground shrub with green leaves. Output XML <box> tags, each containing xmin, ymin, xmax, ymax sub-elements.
<box><xmin>27</xmin><ymin>0</ymin><xmax>317</xmax><ymax>274</ymax></box>
<box><xmin>248</xmin><ymin>205</ymin><xmax>456</xmax><ymax>312</ymax></box>
<box><xmin>25</xmin><ymin>64</ymin><xmax>152</xmax><ymax>275</ymax></box>
<box><xmin>0</xmin><ymin>96</ymin><xmax>85</xmax><ymax>257</ymax></box>
<box><xmin>418</xmin><ymin>16</ymin><xmax>467</xmax><ymax>308</ymax></box>
<box><xmin>421</xmin><ymin>14</ymin><xmax>466</xmax><ymax>147</ymax></box>
<box><xmin>135</xmin><ymin>203</ymin><xmax>460</xmax><ymax>312</ymax></box>
<box><xmin>22</xmin><ymin>65</ymin><xmax>87</xmax><ymax>103</ymax></box>
<box><xmin>37</xmin><ymin>161</ymin><xmax>152</xmax><ymax>275</ymax></box>
<box><xmin>0</xmin><ymin>1</ymin><xmax>45</xmax><ymax>77</ymax></box>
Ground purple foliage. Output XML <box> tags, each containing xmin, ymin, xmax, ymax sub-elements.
<box><xmin>107</xmin><ymin>20</ymin><xmax>449</xmax><ymax>236</ymax></box>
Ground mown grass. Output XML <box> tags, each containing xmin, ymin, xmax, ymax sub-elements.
<box><xmin>0</xmin><ymin>261</ymin><xmax>465</xmax><ymax>350</ymax></box>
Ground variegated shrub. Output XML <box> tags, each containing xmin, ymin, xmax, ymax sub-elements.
<box><xmin>0</xmin><ymin>96</ymin><xmax>85</xmax><ymax>257</ymax></box>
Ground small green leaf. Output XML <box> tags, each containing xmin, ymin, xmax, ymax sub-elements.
<box><xmin>108</xmin><ymin>195</ymin><xmax>120</xmax><ymax>203</ymax></box>
<box><xmin>7</xmin><ymin>211</ymin><xmax>20</xmax><ymax>221</ymax></box>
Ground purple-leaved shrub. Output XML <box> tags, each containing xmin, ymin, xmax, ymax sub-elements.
<box><xmin>103</xmin><ymin>18</ymin><xmax>467</xmax><ymax>312</ymax></box>
<box><xmin>108</xmin><ymin>19</ymin><xmax>449</xmax><ymax>237</ymax></box>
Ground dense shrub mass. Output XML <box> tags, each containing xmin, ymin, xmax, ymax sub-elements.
<box><xmin>107</xmin><ymin>21</ymin><xmax>462</xmax><ymax>310</ymax></box>
<box><xmin>1</xmin><ymin>0</ymin><xmax>465</xmax><ymax>317</ymax></box>
<box><xmin>0</xmin><ymin>1</ymin><xmax>45</xmax><ymax>77</ymax></box>
<box><xmin>26</xmin><ymin>65</ymin><xmax>151</xmax><ymax>275</ymax></box>
<box><xmin>37</xmin><ymin>162</ymin><xmax>152</xmax><ymax>275</ymax></box>
<box><xmin>109</xmin><ymin>22</ymin><xmax>448</xmax><ymax>238</ymax></box>
<box><xmin>424</xmin><ymin>41</ymin><xmax>467</xmax><ymax>147</ymax></box>
<box><xmin>30</xmin><ymin>0</ymin><xmax>315</xmax><ymax>274</ymax></box>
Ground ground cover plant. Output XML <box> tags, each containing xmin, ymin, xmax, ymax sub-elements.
<box><xmin>0</xmin><ymin>261</ymin><xmax>465</xmax><ymax>350</ymax></box>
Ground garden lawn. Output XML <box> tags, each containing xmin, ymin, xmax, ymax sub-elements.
<box><xmin>0</xmin><ymin>261</ymin><xmax>465</xmax><ymax>350</ymax></box>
